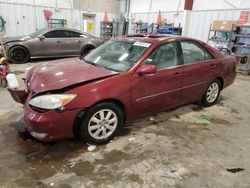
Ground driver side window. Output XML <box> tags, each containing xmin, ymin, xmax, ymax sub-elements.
<box><xmin>144</xmin><ymin>42</ymin><xmax>178</xmax><ymax>69</ymax></box>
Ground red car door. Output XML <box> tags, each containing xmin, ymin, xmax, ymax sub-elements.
<box><xmin>179</xmin><ymin>40</ymin><xmax>215</xmax><ymax>104</ymax></box>
<box><xmin>131</xmin><ymin>41</ymin><xmax>183</xmax><ymax>117</ymax></box>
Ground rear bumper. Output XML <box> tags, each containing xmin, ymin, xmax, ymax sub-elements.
<box><xmin>24</xmin><ymin>105</ymin><xmax>81</xmax><ymax>142</ymax></box>
<box><xmin>223</xmin><ymin>72</ymin><xmax>236</xmax><ymax>89</ymax></box>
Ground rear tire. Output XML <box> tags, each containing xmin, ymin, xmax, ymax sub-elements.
<box><xmin>79</xmin><ymin>102</ymin><xmax>123</xmax><ymax>144</ymax></box>
<box><xmin>81</xmin><ymin>46</ymin><xmax>95</xmax><ymax>57</ymax></box>
<box><xmin>9</xmin><ymin>46</ymin><xmax>30</xmax><ymax>64</ymax></box>
<box><xmin>201</xmin><ymin>79</ymin><xmax>221</xmax><ymax>107</ymax></box>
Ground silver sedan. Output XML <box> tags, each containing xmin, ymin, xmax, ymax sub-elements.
<box><xmin>1</xmin><ymin>28</ymin><xmax>104</xmax><ymax>63</ymax></box>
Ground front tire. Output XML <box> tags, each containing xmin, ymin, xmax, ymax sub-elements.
<box><xmin>201</xmin><ymin>79</ymin><xmax>221</xmax><ymax>107</ymax></box>
<box><xmin>79</xmin><ymin>102</ymin><xmax>123</xmax><ymax>144</ymax></box>
<box><xmin>9</xmin><ymin>46</ymin><xmax>30</xmax><ymax>64</ymax></box>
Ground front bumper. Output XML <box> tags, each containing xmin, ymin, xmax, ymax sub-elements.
<box><xmin>8</xmin><ymin>89</ymin><xmax>28</xmax><ymax>104</ymax></box>
<box><xmin>8</xmin><ymin>89</ymin><xmax>82</xmax><ymax>142</ymax></box>
<box><xmin>24</xmin><ymin>105</ymin><xmax>81</xmax><ymax>142</ymax></box>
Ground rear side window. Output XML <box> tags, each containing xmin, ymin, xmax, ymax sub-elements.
<box><xmin>181</xmin><ymin>41</ymin><xmax>213</xmax><ymax>64</ymax></box>
<box><xmin>62</xmin><ymin>31</ymin><xmax>83</xmax><ymax>38</ymax></box>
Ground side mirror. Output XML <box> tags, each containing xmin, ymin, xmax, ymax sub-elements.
<box><xmin>38</xmin><ymin>35</ymin><xmax>45</xmax><ymax>41</ymax></box>
<box><xmin>137</xmin><ymin>65</ymin><xmax>157</xmax><ymax>75</ymax></box>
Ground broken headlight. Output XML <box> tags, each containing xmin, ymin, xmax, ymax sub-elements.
<box><xmin>29</xmin><ymin>94</ymin><xmax>77</xmax><ymax>110</ymax></box>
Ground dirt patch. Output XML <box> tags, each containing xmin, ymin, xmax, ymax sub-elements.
<box><xmin>173</xmin><ymin>114</ymin><xmax>180</xmax><ymax>119</ymax></box>
<box><xmin>97</xmin><ymin>150</ymin><xmax>133</xmax><ymax>164</ymax></box>
<box><xmin>191</xmin><ymin>106</ymin><xmax>204</xmax><ymax>112</ymax></box>
<box><xmin>13</xmin><ymin>70</ymin><xmax>25</xmax><ymax>75</ymax></box>
<box><xmin>230</xmin><ymin>108</ymin><xmax>239</xmax><ymax>114</ymax></box>
<box><xmin>70</xmin><ymin>161</ymin><xmax>95</xmax><ymax>176</ymax></box>
<box><xmin>212</xmin><ymin>118</ymin><xmax>231</xmax><ymax>126</ymax></box>
<box><xmin>117</xmin><ymin>127</ymin><xmax>131</xmax><ymax>137</ymax></box>
<box><xmin>127</xmin><ymin>174</ymin><xmax>143</xmax><ymax>184</ymax></box>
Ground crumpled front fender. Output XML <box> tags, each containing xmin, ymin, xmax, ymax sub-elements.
<box><xmin>8</xmin><ymin>89</ymin><xmax>28</xmax><ymax>104</ymax></box>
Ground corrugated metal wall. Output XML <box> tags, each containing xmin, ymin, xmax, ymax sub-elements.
<box><xmin>1</xmin><ymin>1</ymin><xmax>250</xmax><ymax>41</ymax></box>
<box><xmin>0</xmin><ymin>1</ymin><xmax>119</xmax><ymax>37</ymax></box>
<box><xmin>131</xmin><ymin>11</ymin><xmax>184</xmax><ymax>28</ymax></box>
<box><xmin>188</xmin><ymin>9</ymin><xmax>250</xmax><ymax>42</ymax></box>
<box><xmin>130</xmin><ymin>8</ymin><xmax>250</xmax><ymax>42</ymax></box>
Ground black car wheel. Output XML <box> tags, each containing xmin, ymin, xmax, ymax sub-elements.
<box><xmin>9</xmin><ymin>46</ymin><xmax>30</xmax><ymax>64</ymax></box>
<box><xmin>81</xmin><ymin>46</ymin><xmax>95</xmax><ymax>57</ymax></box>
<box><xmin>201</xmin><ymin>79</ymin><xmax>221</xmax><ymax>107</ymax></box>
<box><xmin>79</xmin><ymin>102</ymin><xmax>124</xmax><ymax>144</ymax></box>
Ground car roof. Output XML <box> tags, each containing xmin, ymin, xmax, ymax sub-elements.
<box><xmin>41</xmin><ymin>27</ymin><xmax>84</xmax><ymax>33</ymax></box>
<box><xmin>117</xmin><ymin>34</ymin><xmax>197</xmax><ymax>45</ymax></box>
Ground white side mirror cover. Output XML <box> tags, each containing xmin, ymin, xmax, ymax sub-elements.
<box><xmin>6</xmin><ymin>73</ymin><xmax>19</xmax><ymax>89</ymax></box>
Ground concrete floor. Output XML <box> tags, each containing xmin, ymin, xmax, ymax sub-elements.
<box><xmin>0</xmin><ymin>59</ymin><xmax>250</xmax><ymax>188</ymax></box>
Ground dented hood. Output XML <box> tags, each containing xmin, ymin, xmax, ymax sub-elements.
<box><xmin>26</xmin><ymin>58</ymin><xmax>118</xmax><ymax>93</ymax></box>
<box><xmin>3</xmin><ymin>35</ymin><xmax>31</xmax><ymax>44</ymax></box>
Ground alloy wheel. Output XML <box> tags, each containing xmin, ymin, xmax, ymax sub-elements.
<box><xmin>13</xmin><ymin>49</ymin><xmax>26</xmax><ymax>61</ymax></box>
<box><xmin>88</xmin><ymin>109</ymin><xmax>118</xmax><ymax>140</ymax></box>
<box><xmin>206</xmin><ymin>82</ymin><xmax>219</xmax><ymax>103</ymax></box>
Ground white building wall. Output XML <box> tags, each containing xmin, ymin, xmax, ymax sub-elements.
<box><xmin>0</xmin><ymin>0</ymin><xmax>73</xmax><ymax>8</ymax></box>
<box><xmin>1</xmin><ymin>0</ymin><xmax>250</xmax><ymax>39</ymax></box>
<box><xmin>193</xmin><ymin>0</ymin><xmax>250</xmax><ymax>10</ymax></box>
<box><xmin>188</xmin><ymin>9</ymin><xmax>250</xmax><ymax>42</ymax></box>
<box><xmin>130</xmin><ymin>11</ymin><xmax>183</xmax><ymax>27</ymax></box>
<box><xmin>130</xmin><ymin>0</ymin><xmax>250</xmax><ymax>12</ymax></box>
<box><xmin>0</xmin><ymin>0</ymin><xmax>119</xmax><ymax>37</ymax></box>
<box><xmin>130</xmin><ymin>0</ymin><xmax>185</xmax><ymax>13</ymax></box>
<box><xmin>129</xmin><ymin>0</ymin><xmax>250</xmax><ymax>41</ymax></box>
<box><xmin>129</xmin><ymin>0</ymin><xmax>184</xmax><ymax>33</ymax></box>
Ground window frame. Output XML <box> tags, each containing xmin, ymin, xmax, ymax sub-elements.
<box><xmin>142</xmin><ymin>40</ymin><xmax>182</xmax><ymax>71</ymax></box>
<box><xmin>179</xmin><ymin>39</ymin><xmax>214</xmax><ymax>65</ymax></box>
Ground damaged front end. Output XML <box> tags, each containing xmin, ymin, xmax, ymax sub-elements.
<box><xmin>8</xmin><ymin>89</ymin><xmax>28</xmax><ymax>104</ymax></box>
<box><xmin>6</xmin><ymin>73</ymin><xmax>28</xmax><ymax>105</ymax></box>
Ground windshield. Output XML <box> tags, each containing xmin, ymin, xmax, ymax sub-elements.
<box><xmin>83</xmin><ymin>40</ymin><xmax>151</xmax><ymax>72</ymax></box>
<box><xmin>29</xmin><ymin>28</ymin><xmax>47</xmax><ymax>38</ymax></box>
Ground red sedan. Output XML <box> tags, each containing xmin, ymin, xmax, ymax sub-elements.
<box><xmin>8</xmin><ymin>34</ymin><xmax>236</xmax><ymax>144</ymax></box>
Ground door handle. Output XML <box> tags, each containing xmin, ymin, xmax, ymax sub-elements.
<box><xmin>57</xmin><ymin>40</ymin><xmax>61</xmax><ymax>43</ymax></box>
<box><xmin>210</xmin><ymin>64</ymin><xmax>217</xmax><ymax>69</ymax></box>
<box><xmin>173</xmin><ymin>72</ymin><xmax>181</xmax><ymax>76</ymax></box>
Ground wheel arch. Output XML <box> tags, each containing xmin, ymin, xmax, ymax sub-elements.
<box><xmin>8</xmin><ymin>45</ymin><xmax>30</xmax><ymax>57</ymax></box>
<box><xmin>216</xmin><ymin>77</ymin><xmax>224</xmax><ymax>90</ymax></box>
<box><xmin>73</xmin><ymin>98</ymin><xmax>126</xmax><ymax>138</ymax></box>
